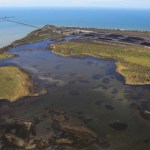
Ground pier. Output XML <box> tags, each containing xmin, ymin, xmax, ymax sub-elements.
<box><xmin>0</xmin><ymin>17</ymin><xmax>40</xmax><ymax>29</ymax></box>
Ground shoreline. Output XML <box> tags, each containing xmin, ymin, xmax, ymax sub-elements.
<box><xmin>51</xmin><ymin>50</ymin><xmax>150</xmax><ymax>86</ymax></box>
<box><xmin>50</xmin><ymin>37</ymin><xmax>150</xmax><ymax>85</ymax></box>
<box><xmin>1</xmin><ymin>25</ymin><xmax>150</xmax><ymax>50</ymax></box>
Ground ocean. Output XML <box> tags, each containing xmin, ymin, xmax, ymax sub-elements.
<box><xmin>0</xmin><ymin>7</ymin><xmax>150</xmax><ymax>47</ymax></box>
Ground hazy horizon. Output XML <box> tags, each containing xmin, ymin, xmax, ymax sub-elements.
<box><xmin>0</xmin><ymin>0</ymin><xmax>150</xmax><ymax>9</ymax></box>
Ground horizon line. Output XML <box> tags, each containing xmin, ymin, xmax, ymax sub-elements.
<box><xmin>0</xmin><ymin>6</ymin><xmax>150</xmax><ymax>9</ymax></box>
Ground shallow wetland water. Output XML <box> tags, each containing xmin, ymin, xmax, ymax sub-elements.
<box><xmin>0</xmin><ymin>38</ymin><xmax>150</xmax><ymax>149</ymax></box>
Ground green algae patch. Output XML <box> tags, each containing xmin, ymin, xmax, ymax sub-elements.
<box><xmin>51</xmin><ymin>40</ymin><xmax>150</xmax><ymax>85</ymax></box>
<box><xmin>0</xmin><ymin>66</ymin><xmax>33</xmax><ymax>102</ymax></box>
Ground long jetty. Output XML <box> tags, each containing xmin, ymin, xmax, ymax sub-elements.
<box><xmin>0</xmin><ymin>17</ymin><xmax>40</xmax><ymax>29</ymax></box>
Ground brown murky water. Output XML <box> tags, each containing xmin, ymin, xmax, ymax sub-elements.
<box><xmin>0</xmin><ymin>38</ymin><xmax>150</xmax><ymax>150</ymax></box>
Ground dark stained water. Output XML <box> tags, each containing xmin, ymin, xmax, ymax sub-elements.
<box><xmin>0</xmin><ymin>38</ymin><xmax>150</xmax><ymax>149</ymax></box>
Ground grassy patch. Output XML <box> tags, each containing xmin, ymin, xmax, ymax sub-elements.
<box><xmin>0</xmin><ymin>66</ymin><xmax>33</xmax><ymax>102</ymax></box>
<box><xmin>51</xmin><ymin>40</ymin><xmax>150</xmax><ymax>85</ymax></box>
<box><xmin>0</xmin><ymin>53</ymin><xmax>13</xmax><ymax>60</ymax></box>
<box><xmin>12</xmin><ymin>28</ymin><xmax>65</xmax><ymax>46</ymax></box>
<box><xmin>116</xmin><ymin>62</ymin><xmax>150</xmax><ymax>85</ymax></box>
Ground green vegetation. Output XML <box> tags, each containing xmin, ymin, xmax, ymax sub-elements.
<box><xmin>0</xmin><ymin>66</ymin><xmax>33</xmax><ymax>102</ymax></box>
<box><xmin>0</xmin><ymin>53</ymin><xmax>13</xmax><ymax>60</ymax></box>
<box><xmin>0</xmin><ymin>52</ymin><xmax>33</xmax><ymax>102</ymax></box>
<box><xmin>12</xmin><ymin>28</ymin><xmax>65</xmax><ymax>46</ymax></box>
<box><xmin>51</xmin><ymin>40</ymin><xmax>150</xmax><ymax>85</ymax></box>
<box><xmin>13</xmin><ymin>32</ymin><xmax>64</xmax><ymax>46</ymax></box>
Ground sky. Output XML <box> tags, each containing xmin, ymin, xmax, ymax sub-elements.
<box><xmin>0</xmin><ymin>0</ymin><xmax>150</xmax><ymax>8</ymax></box>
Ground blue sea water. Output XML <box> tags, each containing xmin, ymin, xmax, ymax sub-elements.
<box><xmin>0</xmin><ymin>7</ymin><xmax>150</xmax><ymax>47</ymax></box>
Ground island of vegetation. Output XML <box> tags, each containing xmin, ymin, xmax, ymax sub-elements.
<box><xmin>0</xmin><ymin>48</ymin><xmax>34</xmax><ymax>102</ymax></box>
<box><xmin>0</xmin><ymin>53</ymin><xmax>13</xmax><ymax>60</ymax></box>
<box><xmin>0</xmin><ymin>66</ymin><xmax>33</xmax><ymax>102</ymax></box>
